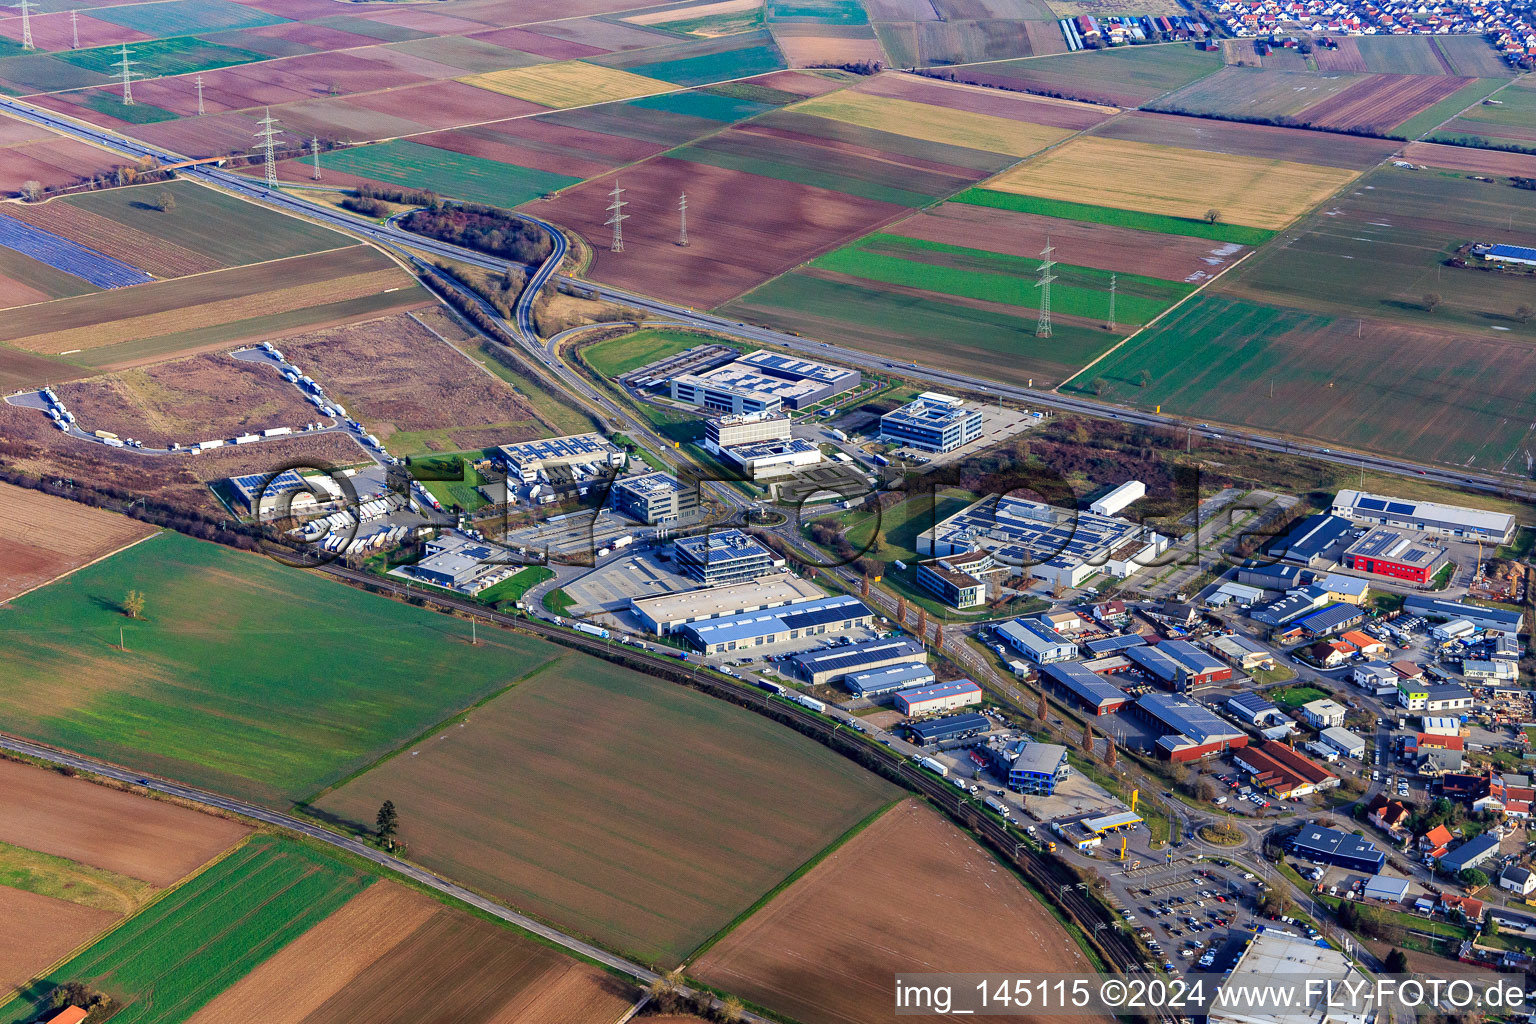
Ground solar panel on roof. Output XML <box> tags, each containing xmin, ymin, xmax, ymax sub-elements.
<box><xmin>1386</xmin><ymin>502</ymin><xmax>1415</xmax><ymax>515</ymax></box>
<box><xmin>1357</xmin><ymin>497</ymin><xmax>1387</xmax><ymax>511</ymax></box>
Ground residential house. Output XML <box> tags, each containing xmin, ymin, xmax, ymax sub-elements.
<box><xmin>1419</xmin><ymin>824</ymin><xmax>1455</xmax><ymax>862</ymax></box>
<box><xmin>1368</xmin><ymin>796</ymin><xmax>1411</xmax><ymax>840</ymax></box>
<box><xmin>1501</xmin><ymin>865</ymin><xmax>1536</xmax><ymax>896</ymax></box>
<box><xmin>1302</xmin><ymin>698</ymin><xmax>1346</xmax><ymax>729</ymax></box>
<box><xmin>1440</xmin><ymin>893</ymin><xmax>1485</xmax><ymax>918</ymax></box>
<box><xmin>1310</xmin><ymin>641</ymin><xmax>1352</xmax><ymax>669</ymax></box>
<box><xmin>1476</xmin><ymin>773</ymin><xmax>1536</xmax><ymax>818</ymax></box>
<box><xmin>1340</xmin><ymin>630</ymin><xmax>1386</xmax><ymax>657</ymax></box>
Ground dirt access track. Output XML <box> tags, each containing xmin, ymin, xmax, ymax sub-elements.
<box><xmin>694</xmin><ymin>799</ymin><xmax>1106</xmax><ymax>1024</ymax></box>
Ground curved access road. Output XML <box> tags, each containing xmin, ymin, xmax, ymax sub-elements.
<box><xmin>5</xmin><ymin>96</ymin><xmax>1531</xmax><ymax>505</ymax></box>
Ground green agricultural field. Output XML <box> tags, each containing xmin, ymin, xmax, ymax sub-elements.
<box><xmin>0</xmin><ymin>53</ymin><xmax>112</xmax><ymax>92</ymax></box>
<box><xmin>63</xmin><ymin>179</ymin><xmax>348</xmax><ymax>267</ymax></box>
<box><xmin>1444</xmin><ymin>78</ymin><xmax>1536</xmax><ymax>127</ymax></box>
<box><xmin>675</xmin><ymin>134</ymin><xmax>941</xmax><ymax>207</ymax></box>
<box><xmin>770</xmin><ymin>0</ymin><xmax>868</xmax><ymax>24</ymax></box>
<box><xmin>0</xmin><ymin>840</ymin><xmax>153</xmax><ymax>915</ymax></box>
<box><xmin>962</xmin><ymin>43</ymin><xmax>1223</xmax><ymax>105</ymax></box>
<box><xmin>315</xmin><ymin>655</ymin><xmax>898</xmax><ymax>965</ymax></box>
<box><xmin>0</xmin><ymin>838</ymin><xmax>370</xmax><ymax>1024</ymax></box>
<box><xmin>720</xmin><ymin>271</ymin><xmax>1119</xmax><ymax>387</ymax></box>
<box><xmin>628</xmin><ymin>43</ymin><xmax>787</xmax><ymax>87</ymax></box>
<box><xmin>812</xmin><ymin>233</ymin><xmax>1194</xmax><ymax>325</ymax></box>
<box><xmin>953</xmin><ymin>188</ymin><xmax>1276</xmax><ymax>246</ymax></box>
<box><xmin>92</xmin><ymin>0</ymin><xmax>288</xmax><ymax>36</ymax></box>
<box><xmin>1067</xmin><ymin>294</ymin><xmax>1536</xmax><ymax>470</ymax></box>
<box><xmin>628</xmin><ymin>89</ymin><xmax>775</xmax><ymax>124</ymax></box>
<box><xmin>58</xmin><ymin>37</ymin><xmax>268</xmax><ymax>77</ymax></box>
<box><xmin>1391</xmin><ymin>78</ymin><xmax>1506</xmax><ymax>139</ymax></box>
<box><xmin>0</xmin><ymin>243</ymin><xmax>99</xmax><ymax>301</ymax></box>
<box><xmin>84</xmin><ymin>93</ymin><xmax>179</xmax><ymax>123</ymax></box>
<box><xmin>582</xmin><ymin>327</ymin><xmax>736</xmax><ymax>378</ymax></box>
<box><xmin>325</xmin><ymin>140</ymin><xmax>582</xmax><ymax>209</ymax></box>
<box><xmin>1222</xmin><ymin>166</ymin><xmax>1536</xmax><ymax>334</ymax></box>
<box><xmin>1151</xmin><ymin>65</ymin><xmax>1363</xmax><ymax>121</ymax></box>
<box><xmin>0</xmin><ymin>531</ymin><xmax>563</xmax><ymax>805</ymax></box>
<box><xmin>1352</xmin><ymin>35</ymin><xmax>1451</xmax><ymax>76</ymax></box>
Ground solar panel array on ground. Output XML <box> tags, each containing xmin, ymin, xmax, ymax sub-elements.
<box><xmin>0</xmin><ymin>213</ymin><xmax>152</xmax><ymax>289</ymax></box>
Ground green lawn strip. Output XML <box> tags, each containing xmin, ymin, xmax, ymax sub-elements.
<box><xmin>543</xmin><ymin>587</ymin><xmax>577</xmax><ymax>616</ymax></box>
<box><xmin>1271</xmin><ymin>684</ymin><xmax>1329</xmax><ymax>709</ymax></box>
<box><xmin>475</xmin><ymin>565</ymin><xmax>555</xmax><ymax>608</ymax></box>
<box><xmin>0</xmin><ymin>837</ymin><xmax>370</xmax><ymax>1024</ymax></box>
<box><xmin>0</xmin><ymin>840</ymin><xmax>154</xmax><ymax>915</ymax></box>
<box><xmin>814</xmin><ymin>233</ymin><xmax>1192</xmax><ymax>322</ymax></box>
<box><xmin>629</xmin><ymin>44</ymin><xmax>787</xmax><ymax>87</ymax></box>
<box><xmin>953</xmin><ymin>188</ymin><xmax>1277</xmax><ymax>247</ymax></box>
<box><xmin>1392</xmin><ymin>78</ymin><xmax>1507</xmax><ymax>139</ymax></box>
<box><xmin>582</xmin><ymin>328</ymin><xmax>741</xmax><ymax>379</ymax></box>
<box><xmin>684</xmin><ymin>795</ymin><xmax>903</xmax><ymax>963</ymax></box>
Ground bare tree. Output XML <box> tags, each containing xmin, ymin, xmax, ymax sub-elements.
<box><xmin>1036</xmin><ymin>691</ymin><xmax>1048</xmax><ymax>721</ymax></box>
<box><xmin>1423</xmin><ymin>292</ymin><xmax>1443</xmax><ymax>313</ymax></box>
<box><xmin>19</xmin><ymin>180</ymin><xmax>42</xmax><ymax>201</ymax></box>
<box><xmin>1517</xmin><ymin>303</ymin><xmax>1533</xmax><ymax>324</ymax></box>
<box><xmin>934</xmin><ymin>626</ymin><xmax>945</xmax><ymax>652</ymax></box>
<box><xmin>861</xmin><ymin>573</ymin><xmax>870</xmax><ymax>597</ymax></box>
<box><xmin>1136</xmin><ymin>369</ymin><xmax>1152</xmax><ymax>387</ymax></box>
<box><xmin>1204</xmin><ymin>209</ymin><xmax>1221</xmax><ymax>225</ymax></box>
<box><xmin>896</xmin><ymin>594</ymin><xmax>907</xmax><ymax>624</ymax></box>
<box><xmin>1082</xmin><ymin>721</ymin><xmax>1095</xmax><ymax>755</ymax></box>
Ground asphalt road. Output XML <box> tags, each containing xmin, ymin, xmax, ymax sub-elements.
<box><xmin>5</xmin><ymin>95</ymin><xmax>1532</xmax><ymax>505</ymax></box>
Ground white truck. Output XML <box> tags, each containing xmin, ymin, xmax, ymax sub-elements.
<box><xmin>572</xmin><ymin>622</ymin><xmax>610</xmax><ymax>640</ymax></box>
<box><xmin>919</xmin><ymin>756</ymin><xmax>949</xmax><ymax>778</ymax></box>
<box><xmin>985</xmin><ymin>795</ymin><xmax>1012</xmax><ymax>818</ymax></box>
<box><xmin>792</xmin><ymin>694</ymin><xmax>826</xmax><ymax>713</ymax></box>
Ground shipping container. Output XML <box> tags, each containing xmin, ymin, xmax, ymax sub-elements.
<box><xmin>919</xmin><ymin>756</ymin><xmax>949</xmax><ymax>778</ymax></box>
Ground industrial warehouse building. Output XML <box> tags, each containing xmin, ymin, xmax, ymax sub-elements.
<box><xmin>1341</xmin><ymin>526</ymin><xmax>1448</xmax><ymax>586</ymax></box>
<box><xmin>224</xmin><ymin>469</ymin><xmax>342</xmax><ymax>519</ymax></box>
<box><xmin>1209</xmin><ymin>633</ymin><xmax>1275</xmax><ymax>671</ymax></box>
<box><xmin>1125</xmin><ymin>639</ymin><xmax>1231</xmax><ymax>689</ymax></box>
<box><xmin>400</xmin><ymin>531</ymin><xmax>507</xmax><ymax>594</ymax></box>
<box><xmin>906</xmin><ymin>711</ymin><xmax>989</xmax><ymax>745</ymax></box>
<box><xmin>1210</xmin><ymin>927</ymin><xmax>1357</xmax><ymax>1024</ymax></box>
<box><xmin>1090</xmin><ymin>480</ymin><xmax>1145</xmax><ymax>517</ymax></box>
<box><xmin>879</xmin><ymin>393</ymin><xmax>983</xmax><ymax>452</ymax></box>
<box><xmin>997</xmin><ymin>617</ymin><xmax>1077</xmax><ymax>664</ymax></box>
<box><xmin>1252</xmin><ymin>585</ymin><xmax>1330</xmax><ymax>627</ymax></box>
<box><xmin>1234</xmin><ymin>740</ymin><xmax>1338</xmax><ymax>798</ymax></box>
<box><xmin>497</xmin><ymin>433</ymin><xmax>625</xmax><ymax>482</ymax></box>
<box><xmin>1290</xmin><ymin>825</ymin><xmax>1384</xmax><ymax>874</ymax></box>
<box><xmin>1041</xmin><ymin>662</ymin><xmax>1131</xmax><ymax>716</ymax></box>
<box><xmin>895</xmin><ymin>679</ymin><xmax>982</xmax><ymax>716</ymax></box>
<box><xmin>629</xmin><ymin>575</ymin><xmax>822</xmax><ymax>634</ymax></box>
<box><xmin>1321</xmin><ymin>726</ymin><xmax>1366</xmax><ymax>759</ymax></box>
<box><xmin>1403</xmin><ymin>596</ymin><xmax>1523</xmax><ymax>636</ymax></box>
<box><xmin>919</xmin><ymin>494</ymin><xmax>1167</xmax><ymax>589</ymax></box>
<box><xmin>915</xmin><ymin>551</ymin><xmax>994</xmax><ymax>609</ymax></box>
<box><xmin>672</xmin><ymin>529</ymin><xmax>782</xmax><ymax>587</ymax></box>
<box><xmin>612</xmin><ymin>472</ymin><xmax>698</xmax><ymax>525</ymax></box>
<box><xmin>1133</xmin><ymin>694</ymin><xmax>1248</xmax><ymax>761</ymax></box>
<box><xmin>995</xmin><ymin>740</ymin><xmax>1071</xmax><ymax>794</ymax></box>
<box><xmin>1331</xmin><ymin>489</ymin><xmax>1516</xmax><ymax>545</ymax></box>
<box><xmin>844</xmin><ymin>661</ymin><xmax>935</xmax><ymax>697</ymax></box>
<box><xmin>670</xmin><ymin>350</ymin><xmax>859</xmax><ymax>414</ymax></box>
<box><xmin>1292</xmin><ymin>602</ymin><xmax>1364</xmax><ymax>637</ymax></box>
<box><xmin>680</xmin><ymin>595</ymin><xmax>873</xmax><ymax>654</ymax></box>
<box><xmin>1482</xmin><ymin>243</ymin><xmax>1536</xmax><ymax>267</ymax></box>
<box><xmin>1396</xmin><ymin>681</ymin><xmax>1473</xmax><ymax>713</ymax></box>
<box><xmin>1273</xmin><ymin>513</ymin><xmax>1355</xmax><ymax>567</ymax></box>
<box><xmin>1439</xmin><ymin>833</ymin><xmax>1501</xmax><ymax>875</ymax></box>
<box><xmin>703</xmin><ymin>411</ymin><xmax>791</xmax><ymax>452</ymax></box>
<box><xmin>717</xmin><ymin>437</ymin><xmax>822</xmax><ymax>480</ymax></box>
<box><xmin>1225</xmin><ymin>692</ymin><xmax>1284</xmax><ymax>726</ymax></box>
<box><xmin>790</xmin><ymin>635</ymin><xmax>925</xmax><ymax>686</ymax></box>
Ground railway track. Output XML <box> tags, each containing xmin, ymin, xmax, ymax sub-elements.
<box><xmin>318</xmin><ymin>562</ymin><xmax>1178</xmax><ymax>1018</ymax></box>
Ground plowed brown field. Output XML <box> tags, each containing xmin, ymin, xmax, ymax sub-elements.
<box><xmin>2</xmin><ymin>201</ymin><xmax>220</xmax><ymax>279</ymax></box>
<box><xmin>192</xmin><ymin>882</ymin><xmax>635</xmax><ymax>1024</ymax></box>
<box><xmin>0</xmin><ymin>757</ymin><xmax>249</xmax><ymax>884</ymax></box>
<box><xmin>532</xmin><ymin>157</ymin><xmax>907</xmax><ymax>306</ymax></box>
<box><xmin>0</xmin><ymin>885</ymin><xmax>117</xmax><ymax>995</ymax></box>
<box><xmin>0</xmin><ymin>481</ymin><xmax>156</xmax><ymax>603</ymax></box>
<box><xmin>1403</xmin><ymin>140</ymin><xmax>1536</xmax><ymax>177</ymax></box>
<box><xmin>857</xmin><ymin>71</ymin><xmax>1116</xmax><ymax>128</ymax></box>
<box><xmin>694</xmin><ymin>800</ymin><xmax>1102</xmax><ymax>1024</ymax></box>
<box><xmin>1301</xmin><ymin>73</ymin><xmax>1470</xmax><ymax>131</ymax></box>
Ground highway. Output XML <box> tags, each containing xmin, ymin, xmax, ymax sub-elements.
<box><xmin>5</xmin><ymin>95</ymin><xmax>1533</xmax><ymax>505</ymax></box>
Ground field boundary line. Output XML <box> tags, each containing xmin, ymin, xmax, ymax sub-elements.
<box><xmin>1059</xmin><ymin>246</ymin><xmax>1257</xmax><ymax>391</ymax></box>
<box><xmin>0</xmin><ymin>829</ymin><xmax>258</xmax><ymax>1013</ymax></box>
<box><xmin>1409</xmin><ymin>74</ymin><xmax>1526</xmax><ymax>141</ymax></box>
<box><xmin>0</xmin><ymin>526</ymin><xmax>162</xmax><ymax>608</ymax></box>
<box><xmin>680</xmin><ymin>794</ymin><xmax>905</xmax><ymax>968</ymax></box>
<box><xmin>292</xmin><ymin>653</ymin><xmax>567</xmax><ymax>810</ymax></box>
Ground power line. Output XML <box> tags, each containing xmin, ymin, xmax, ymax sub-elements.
<box><xmin>70</xmin><ymin>8</ymin><xmax>81</xmax><ymax>50</ymax></box>
<box><xmin>677</xmin><ymin>191</ymin><xmax>688</xmax><ymax>248</ymax></box>
<box><xmin>194</xmin><ymin>73</ymin><xmax>204</xmax><ymax>115</ymax></box>
<box><xmin>114</xmin><ymin>43</ymin><xmax>136</xmax><ymax>105</ymax></box>
<box><xmin>17</xmin><ymin>0</ymin><xmax>34</xmax><ymax>51</ymax></box>
<box><xmin>253</xmin><ymin>106</ymin><xmax>281</xmax><ymax>190</ymax></box>
<box><xmin>310</xmin><ymin>136</ymin><xmax>321</xmax><ymax>181</ymax></box>
<box><xmin>1035</xmin><ymin>236</ymin><xmax>1056</xmax><ymax>339</ymax></box>
<box><xmin>605</xmin><ymin>182</ymin><xmax>627</xmax><ymax>253</ymax></box>
<box><xmin>1107</xmin><ymin>272</ymin><xmax>1117</xmax><ymax>332</ymax></box>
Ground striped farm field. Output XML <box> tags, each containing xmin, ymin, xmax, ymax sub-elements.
<box><xmin>954</xmin><ymin>188</ymin><xmax>1277</xmax><ymax>246</ymax></box>
<box><xmin>0</xmin><ymin>837</ymin><xmax>371</xmax><ymax>1024</ymax></box>
<box><xmin>985</xmin><ymin>135</ymin><xmax>1357</xmax><ymax>230</ymax></box>
<box><xmin>1</xmin><ymin>199</ymin><xmax>221</xmax><ymax>279</ymax></box>
<box><xmin>787</xmin><ymin>88</ymin><xmax>1075</xmax><ymax>157</ymax></box>
<box><xmin>464</xmin><ymin>61</ymin><xmax>675</xmax><ymax>109</ymax></box>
